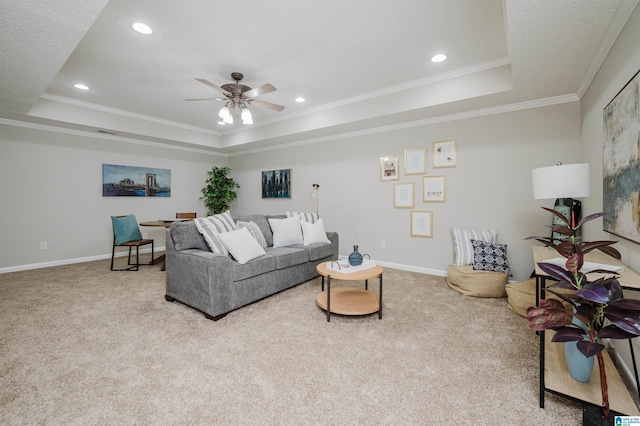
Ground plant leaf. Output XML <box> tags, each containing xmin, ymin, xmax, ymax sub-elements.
<box><xmin>609</xmin><ymin>298</ymin><xmax>640</xmax><ymax>310</ymax></box>
<box><xmin>551</xmin><ymin>326</ymin><xmax>586</xmax><ymax>342</ymax></box>
<box><xmin>577</xmin><ymin>340</ymin><xmax>605</xmax><ymax>357</ymax></box>
<box><xmin>604</xmin><ymin>308</ymin><xmax>640</xmax><ymax>336</ymax></box>
<box><xmin>537</xmin><ymin>262</ymin><xmax>576</xmax><ymax>284</ymax></box>
<box><xmin>598</xmin><ymin>324</ymin><xmax>639</xmax><ymax>340</ymax></box>
<box><xmin>575</xmin><ymin>282</ymin><xmax>610</xmax><ymax>304</ymax></box>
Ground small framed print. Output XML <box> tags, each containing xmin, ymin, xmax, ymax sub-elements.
<box><xmin>404</xmin><ymin>147</ymin><xmax>426</xmax><ymax>175</ymax></box>
<box><xmin>394</xmin><ymin>182</ymin><xmax>414</xmax><ymax>208</ymax></box>
<box><xmin>380</xmin><ymin>156</ymin><xmax>399</xmax><ymax>181</ymax></box>
<box><xmin>411</xmin><ymin>210</ymin><xmax>433</xmax><ymax>238</ymax></box>
<box><xmin>433</xmin><ymin>139</ymin><xmax>457</xmax><ymax>168</ymax></box>
<box><xmin>423</xmin><ymin>175</ymin><xmax>446</xmax><ymax>202</ymax></box>
<box><xmin>262</xmin><ymin>169</ymin><xmax>292</xmax><ymax>198</ymax></box>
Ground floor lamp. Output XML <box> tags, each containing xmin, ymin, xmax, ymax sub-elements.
<box><xmin>531</xmin><ymin>163</ymin><xmax>591</xmax><ymax>242</ymax></box>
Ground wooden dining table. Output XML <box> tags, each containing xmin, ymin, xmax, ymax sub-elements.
<box><xmin>139</xmin><ymin>219</ymin><xmax>188</xmax><ymax>270</ymax></box>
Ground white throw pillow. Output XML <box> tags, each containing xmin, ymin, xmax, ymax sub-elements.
<box><xmin>268</xmin><ymin>216</ymin><xmax>304</xmax><ymax>247</ymax></box>
<box><xmin>217</xmin><ymin>227</ymin><xmax>266</xmax><ymax>264</ymax></box>
<box><xmin>301</xmin><ymin>218</ymin><xmax>331</xmax><ymax>245</ymax></box>
<box><xmin>450</xmin><ymin>227</ymin><xmax>498</xmax><ymax>266</ymax></box>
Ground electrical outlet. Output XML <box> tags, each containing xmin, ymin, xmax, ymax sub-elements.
<box><xmin>142</xmin><ymin>232</ymin><xmax>148</xmax><ymax>239</ymax></box>
<box><xmin>380</xmin><ymin>241</ymin><xmax>386</xmax><ymax>249</ymax></box>
<box><xmin>40</xmin><ymin>242</ymin><xmax>47</xmax><ymax>250</ymax></box>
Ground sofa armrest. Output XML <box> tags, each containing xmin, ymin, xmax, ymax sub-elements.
<box><xmin>326</xmin><ymin>231</ymin><xmax>339</xmax><ymax>260</ymax></box>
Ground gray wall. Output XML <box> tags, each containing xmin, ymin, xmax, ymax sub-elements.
<box><xmin>0</xmin><ymin>123</ymin><xmax>225</xmax><ymax>271</ymax></box>
<box><xmin>580</xmin><ymin>4</ymin><xmax>640</xmax><ymax>385</ymax></box>
<box><xmin>230</xmin><ymin>102</ymin><xmax>582</xmax><ymax>281</ymax></box>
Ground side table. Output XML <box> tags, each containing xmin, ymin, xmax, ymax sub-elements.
<box><xmin>315</xmin><ymin>262</ymin><xmax>384</xmax><ymax>322</ymax></box>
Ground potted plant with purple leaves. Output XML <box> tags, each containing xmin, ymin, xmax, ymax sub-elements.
<box><xmin>526</xmin><ymin>207</ymin><xmax>640</xmax><ymax>422</ymax></box>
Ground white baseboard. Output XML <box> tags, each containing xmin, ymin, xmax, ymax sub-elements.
<box><xmin>336</xmin><ymin>255</ymin><xmax>448</xmax><ymax>277</ymax></box>
<box><xmin>0</xmin><ymin>246</ymin><xmax>166</xmax><ymax>274</ymax></box>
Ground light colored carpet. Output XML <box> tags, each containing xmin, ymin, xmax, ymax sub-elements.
<box><xmin>0</xmin><ymin>258</ymin><xmax>582</xmax><ymax>425</ymax></box>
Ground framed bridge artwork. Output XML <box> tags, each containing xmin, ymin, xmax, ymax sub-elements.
<box><xmin>102</xmin><ymin>164</ymin><xmax>171</xmax><ymax>197</ymax></box>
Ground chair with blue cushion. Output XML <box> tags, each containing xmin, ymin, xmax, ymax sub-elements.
<box><xmin>110</xmin><ymin>214</ymin><xmax>155</xmax><ymax>271</ymax></box>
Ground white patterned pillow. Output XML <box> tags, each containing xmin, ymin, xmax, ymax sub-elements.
<box><xmin>450</xmin><ymin>227</ymin><xmax>498</xmax><ymax>265</ymax></box>
<box><xmin>301</xmin><ymin>218</ymin><xmax>331</xmax><ymax>245</ymax></box>
<box><xmin>286</xmin><ymin>211</ymin><xmax>319</xmax><ymax>224</ymax></box>
<box><xmin>237</xmin><ymin>220</ymin><xmax>268</xmax><ymax>249</ymax></box>
<box><xmin>194</xmin><ymin>211</ymin><xmax>237</xmax><ymax>255</ymax></box>
<box><xmin>471</xmin><ymin>239</ymin><xmax>511</xmax><ymax>276</ymax></box>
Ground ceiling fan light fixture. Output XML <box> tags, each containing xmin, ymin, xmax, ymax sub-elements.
<box><xmin>431</xmin><ymin>53</ymin><xmax>447</xmax><ymax>63</ymax></box>
<box><xmin>218</xmin><ymin>106</ymin><xmax>231</xmax><ymax>119</ymax></box>
<box><xmin>132</xmin><ymin>22</ymin><xmax>153</xmax><ymax>35</ymax></box>
<box><xmin>241</xmin><ymin>108</ymin><xmax>253</xmax><ymax>125</ymax></box>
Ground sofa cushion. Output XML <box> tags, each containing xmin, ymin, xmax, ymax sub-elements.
<box><xmin>265</xmin><ymin>246</ymin><xmax>309</xmax><ymax>269</ymax></box>
<box><xmin>217</xmin><ymin>227</ymin><xmax>267</xmax><ymax>265</ymax></box>
<box><xmin>237</xmin><ymin>220</ymin><xmax>268</xmax><ymax>249</ymax></box>
<box><xmin>292</xmin><ymin>242</ymin><xmax>334</xmax><ymax>261</ymax></box>
<box><xmin>170</xmin><ymin>221</ymin><xmax>210</xmax><ymax>251</ymax></box>
<box><xmin>446</xmin><ymin>264</ymin><xmax>507</xmax><ymax>298</ymax></box>
<box><xmin>301</xmin><ymin>218</ymin><xmax>331</xmax><ymax>245</ymax></box>
<box><xmin>232</xmin><ymin>255</ymin><xmax>276</xmax><ymax>281</ymax></box>
<box><xmin>269</xmin><ymin>216</ymin><xmax>304</xmax><ymax>247</ymax></box>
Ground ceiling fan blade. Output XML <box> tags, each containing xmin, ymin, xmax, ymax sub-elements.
<box><xmin>249</xmin><ymin>99</ymin><xmax>285</xmax><ymax>112</ymax></box>
<box><xmin>243</xmin><ymin>83</ymin><xmax>276</xmax><ymax>98</ymax></box>
<box><xmin>195</xmin><ymin>78</ymin><xmax>231</xmax><ymax>96</ymax></box>
<box><xmin>184</xmin><ymin>97</ymin><xmax>224</xmax><ymax>101</ymax></box>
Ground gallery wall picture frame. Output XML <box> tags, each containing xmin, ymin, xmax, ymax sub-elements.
<box><xmin>262</xmin><ymin>168</ymin><xmax>292</xmax><ymax>198</ymax></box>
<box><xmin>433</xmin><ymin>139</ymin><xmax>457</xmax><ymax>168</ymax></box>
<box><xmin>404</xmin><ymin>147</ymin><xmax>426</xmax><ymax>175</ymax></box>
<box><xmin>380</xmin><ymin>156</ymin><xmax>399</xmax><ymax>181</ymax></box>
<box><xmin>603</xmin><ymin>68</ymin><xmax>640</xmax><ymax>243</ymax></box>
<box><xmin>423</xmin><ymin>175</ymin><xmax>446</xmax><ymax>202</ymax></box>
<box><xmin>410</xmin><ymin>210</ymin><xmax>433</xmax><ymax>238</ymax></box>
<box><xmin>394</xmin><ymin>182</ymin><xmax>415</xmax><ymax>208</ymax></box>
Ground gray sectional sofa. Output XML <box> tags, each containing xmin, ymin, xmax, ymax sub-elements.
<box><xmin>164</xmin><ymin>214</ymin><xmax>339</xmax><ymax>320</ymax></box>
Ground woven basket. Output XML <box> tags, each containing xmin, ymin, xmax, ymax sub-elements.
<box><xmin>446</xmin><ymin>264</ymin><xmax>507</xmax><ymax>298</ymax></box>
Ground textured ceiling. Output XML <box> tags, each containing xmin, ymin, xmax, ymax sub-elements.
<box><xmin>0</xmin><ymin>0</ymin><xmax>636</xmax><ymax>154</ymax></box>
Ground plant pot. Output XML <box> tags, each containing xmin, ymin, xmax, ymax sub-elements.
<box><xmin>565</xmin><ymin>340</ymin><xmax>595</xmax><ymax>382</ymax></box>
<box><xmin>582</xmin><ymin>405</ymin><xmax>613</xmax><ymax>426</ymax></box>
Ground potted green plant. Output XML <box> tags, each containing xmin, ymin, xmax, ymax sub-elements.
<box><xmin>200</xmin><ymin>166</ymin><xmax>240</xmax><ymax>215</ymax></box>
<box><xmin>526</xmin><ymin>207</ymin><xmax>640</xmax><ymax>422</ymax></box>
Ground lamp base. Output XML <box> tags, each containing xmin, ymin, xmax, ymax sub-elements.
<box><xmin>551</xmin><ymin>198</ymin><xmax>581</xmax><ymax>241</ymax></box>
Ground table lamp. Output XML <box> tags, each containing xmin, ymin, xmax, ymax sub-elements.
<box><xmin>531</xmin><ymin>162</ymin><xmax>590</xmax><ymax>241</ymax></box>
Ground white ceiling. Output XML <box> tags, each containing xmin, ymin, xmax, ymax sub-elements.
<box><xmin>1</xmin><ymin>0</ymin><xmax>637</xmax><ymax>154</ymax></box>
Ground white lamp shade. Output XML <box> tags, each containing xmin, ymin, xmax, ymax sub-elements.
<box><xmin>241</xmin><ymin>108</ymin><xmax>253</xmax><ymax>125</ymax></box>
<box><xmin>531</xmin><ymin>163</ymin><xmax>591</xmax><ymax>199</ymax></box>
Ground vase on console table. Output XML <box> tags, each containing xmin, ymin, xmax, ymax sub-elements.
<box><xmin>348</xmin><ymin>245</ymin><xmax>363</xmax><ymax>266</ymax></box>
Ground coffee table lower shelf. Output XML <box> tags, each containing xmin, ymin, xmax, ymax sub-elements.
<box><xmin>316</xmin><ymin>288</ymin><xmax>380</xmax><ymax>316</ymax></box>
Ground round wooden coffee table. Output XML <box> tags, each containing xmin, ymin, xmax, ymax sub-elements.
<box><xmin>315</xmin><ymin>261</ymin><xmax>384</xmax><ymax>322</ymax></box>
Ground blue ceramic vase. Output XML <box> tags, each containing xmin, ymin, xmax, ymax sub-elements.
<box><xmin>564</xmin><ymin>310</ymin><xmax>594</xmax><ymax>383</ymax></box>
<box><xmin>348</xmin><ymin>245</ymin><xmax>363</xmax><ymax>266</ymax></box>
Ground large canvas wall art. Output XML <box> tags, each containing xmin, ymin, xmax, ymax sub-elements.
<box><xmin>603</xmin><ymin>69</ymin><xmax>640</xmax><ymax>243</ymax></box>
<box><xmin>102</xmin><ymin>164</ymin><xmax>171</xmax><ymax>197</ymax></box>
<box><xmin>262</xmin><ymin>169</ymin><xmax>291</xmax><ymax>198</ymax></box>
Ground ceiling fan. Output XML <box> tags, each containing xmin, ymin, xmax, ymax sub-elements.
<box><xmin>186</xmin><ymin>72</ymin><xmax>285</xmax><ymax>125</ymax></box>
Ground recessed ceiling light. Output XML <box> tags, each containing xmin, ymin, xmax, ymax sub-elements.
<box><xmin>295</xmin><ymin>97</ymin><xmax>306</xmax><ymax>103</ymax></box>
<box><xmin>218</xmin><ymin>121</ymin><xmax>226</xmax><ymax>125</ymax></box>
<box><xmin>431</xmin><ymin>54</ymin><xmax>447</xmax><ymax>63</ymax></box>
<box><xmin>74</xmin><ymin>83</ymin><xmax>89</xmax><ymax>90</ymax></box>
<box><xmin>132</xmin><ymin>22</ymin><xmax>153</xmax><ymax>35</ymax></box>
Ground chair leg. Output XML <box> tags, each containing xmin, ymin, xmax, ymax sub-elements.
<box><xmin>110</xmin><ymin>244</ymin><xmax>116</xmax><ymax>271</ymax></box>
